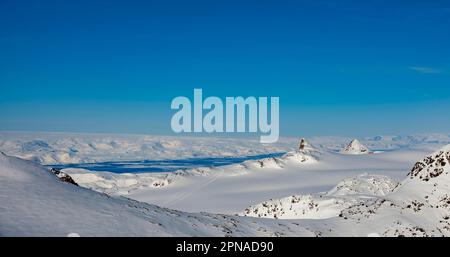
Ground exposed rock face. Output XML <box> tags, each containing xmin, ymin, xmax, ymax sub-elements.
<box><xmin>409</xmin><ymin>148</ymin><xmax>450</xmax><ymax>181</ymax></box>
<box><xmin>340</xmin><ymin>139</ymin><xmax>371</xmax><ymax>155</ymax></box>
<box><xmin>297</xmin><ymin>138</ymin><xmax>317</xmax><ymax>151</ymax></box>
<box><xmin>299</xmin><ymin>138</ymin><xmax>311</xmax><ymax>151</ymax></box>
<box><xmin>50</xmin><ymin>168</ymin><xmax>79</xmax><ymax>186</ymax></box>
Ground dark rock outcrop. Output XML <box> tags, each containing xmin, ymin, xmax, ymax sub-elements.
<box><xmin>50</xmin><ymin>168</ymin><xmax>78</xmax><ymax>186</ymax></box>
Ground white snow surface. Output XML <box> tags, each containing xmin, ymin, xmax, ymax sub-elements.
<box><xmin>0</xmin><ymin>152</ymin><xmax>319</xmax><ymax>236</ymax></box>
<box><xmin>2</xmin><ymin>139</ymin><xmax>450</xmax><ymax>236</ymax></box>
<box><xmin>63</xmin><ymin>147</ymin><xmax>425</xmax><ymax>214</ymax></box>
<box><xmin>2</xmin><ymin>144</ymin><xmax>450</xmax><ymax>236</ymax></box>
<box><xmin>241</xmin><ymin>174</ymin><xmax>398</xmax><ymax>219</ymax></box>
<box><xmin>2</xmin><ymin>132</ymin><xmax>450</xmax><ymax>236</ymax></box>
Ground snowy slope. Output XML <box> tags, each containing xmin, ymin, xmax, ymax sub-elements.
<box><xmin>336</xmin><ymin>145</ymin><xmax>450</xmax><ymax>236</ymax></box>
<box><xmin>63</xmin><ymin>146</ymin><xmax>425</xmax><ymax>214</ymax></box>
<box><xmin>241</xmin><ymin>174</ymin><xmax>397</xmax><ymax>219</ymax></box>
<box><xmin>0</xmin><ymin>151</ymin><xmax>321</xmax><ymax>236</ymax></box>
<box><xmin>60</xmin><ymin>144</ymin><xmax>450</xmax><ymax>236</ymax></box>
<box><xmin>243</xmin><ymin>145</ymin><xmax>450</xmax><ymax>236</ymax></box>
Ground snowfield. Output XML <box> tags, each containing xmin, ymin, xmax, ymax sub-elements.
<box><xmin>0</xmin><ymin>152</ymin><xmax>322</xmax><ymax>236</ymax></box>
<box><xmin>2</xmin><ymin>132</ymin><xmax>450</xmax><ymax>236</ymax></box>
<box><xmin>61</xmin><ymin>146</ymin><xmax>427</xmax><ymax>214</ymax></box>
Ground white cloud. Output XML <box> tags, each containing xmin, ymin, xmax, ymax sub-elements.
<box><xmin>410</xmin><ymin>66</ymin><xmax>441</xmax><ymax>74</ymax></box>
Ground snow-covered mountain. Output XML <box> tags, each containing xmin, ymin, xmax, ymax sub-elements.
<box><xmin>241</xmin><ymin>174</ymin><xmax>397</xmax><ymax>219</ymax></box>
<box><xmin>241</xmin><ymin>144</ymin><xmax>450</xmax><ymax>236</ymax></box>
<box><xmin>340</xmin><ymin>139</ymin><xmax>371</xmax><ymax>155</ymax></box>
<box><xmin>0</xmin><ymin>151</ymin><xmax>317</xmax><ymax>236</ymax></box>
<box><xmin>2</xmin><ymin>145</ymin><xmax>450</xmax><ymax>236</ymax></box>
<box><xmin>1</xmin><ymin>132</ymin><xmax>450</xmax><ymax>165</ymax></box>
<box><xmin>337</xmin><ymin>144</ymin><xmax>450</xmax><ymax>236</ymax></box>
<box><xmin>309</xmin><ymin>133</ymin><xmax>450</xmax><ymax>152</ymax></box>
<box><xmin>0</xmin><ymin>132</ymin><xmax>296</xmax><ymax>165</ymax></box>
<box><xmin>61</xmin><ymin>145</ymin><xmax>425</xmax><ymax>213</ymax></box>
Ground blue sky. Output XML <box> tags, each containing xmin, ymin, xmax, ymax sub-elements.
<box><xmin>1</xmin><ymin>0</ymin><xmax>449</xmax><ymax>137</ymax></box>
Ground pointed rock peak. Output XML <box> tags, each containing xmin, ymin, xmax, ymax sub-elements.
<box><xmin>409</xmin><ymin>144</ymin><xmax>450</xmax><ymax>182</ymax></box>
<box><xmin>340</xmin><ymin>139</ymin><xmax>371</xmax><ymax>155</ymax></box>
<box><xmin>298</xmin><ymin>138</ymin><xmax>311</xmax><ymax>151</ymax></box>
<box><xmin>297</xmin><ymin>138</ymin><xmax>319</xmax><ymax>153</ymax></box>
<box><xmin>349</xmin><ymin>139</ymin><xmax>363</xmax><ymax>146</ymax></box>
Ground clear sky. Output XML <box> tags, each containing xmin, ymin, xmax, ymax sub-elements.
<box><xmin>1</xmin><ymin>0</ymin><xmax>449</xmax><ymax>137</ymax></box>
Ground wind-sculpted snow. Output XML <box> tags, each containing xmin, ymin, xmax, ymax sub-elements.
<box><xmin>241</xmin><ymin>174</ymin><xmax>397</xmax><ymax>219</ymax></box>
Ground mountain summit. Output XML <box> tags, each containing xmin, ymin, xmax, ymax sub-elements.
<box><xmin>298</xmin><ymin>138</ymin><xmax>318</xmax><ymax>153</ymax></box>
<box><xmin>408</xmin><ymin>144</ymin><xmax>450</xmax><ymax>182</ymax></box>
<box><xmin>340</xmin><ymin>139</ymin><xmax>371</xmax><ymax>155</ymax></box>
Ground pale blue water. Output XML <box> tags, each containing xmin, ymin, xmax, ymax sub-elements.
<box><xmin>49</xmin><ymin>153</ymin><xmax>284</xmax><ymax>173</ymax></box>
